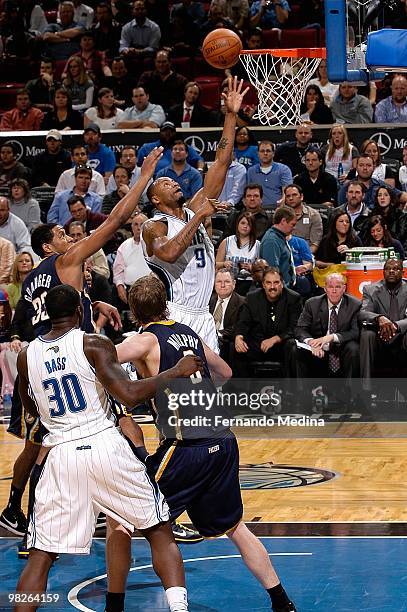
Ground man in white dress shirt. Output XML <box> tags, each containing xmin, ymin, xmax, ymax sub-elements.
<box><xmin>113</xmin><ymin>213</ymin><xmax>150</xmax><ymax>305</ymax></box>
<box><xmin>209</xmin><ymin>269</ymin><xmax>245</xmax><ymax>361</ymax></box>
<box><xmin>117</xmin><ymin>86</ymin><xmax>165</xmax><ymax>129</ymax></box>
<box><xmin>55</xmin><ymin>144</ymin><xmax>106</xmax><ymax>195</ymax></box>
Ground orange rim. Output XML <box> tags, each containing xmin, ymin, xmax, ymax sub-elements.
<box><xmin>240</xmin><ymin>48</ymin><xmax>326</xmax><ymax>59</ymax></box>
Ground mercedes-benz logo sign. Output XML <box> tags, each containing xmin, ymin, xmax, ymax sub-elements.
<box><xmin>184</xmin><ymin>135</ymin><xmax>205</xmax><ymax>155</ymax></box>
<box><xmin>4</xmin><ymin>139</ymin><xmax>24</xmax><ymax>161</ymax></box>
<box><xmin>370</xmin><ymin>132</ymin><xmax>393</xmax><ymax>156</ymax></box>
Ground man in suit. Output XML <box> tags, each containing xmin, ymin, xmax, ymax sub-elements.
<box><xmin>233</xmin><ymin>267</ymin><xmax>302</xmax><ymax>377</ymax></box>
<box><xmin>209</xmin><ymin>268</ymin><xmax>245</xmax><ymax>362</ymax></box>
<box><xmin>294</xmin><ymin>273</ymin><xmax>361</xmax><ymax>378</ymax></box>
<box><xmin>167</xmin><ymin>81</ymin><xmax>213</xmax><ymax>127</ymax></box>
<box><xmin>359</xmin><ymin>259</ymin><xmax>407</xmax><ymax>387</ymax></box>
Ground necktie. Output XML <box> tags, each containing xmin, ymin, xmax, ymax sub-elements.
<box><xmin>213</xmin><ymin>299</ymin><xmax>224</xmax><ymax>332</ymax></box>
<box><xmin>183</xmin><ymin>107</ymin><xmax>191</xmax><ymax>122</ymax></box>
<box><xmin>388</xmin><ymin>290</ymin><xmax>399</xmax><ymax>322</ymax></box>
<box><xmin>328</xmin><ymin>306</ymin><xmax>340</xmax><ymax>374</ymax></box>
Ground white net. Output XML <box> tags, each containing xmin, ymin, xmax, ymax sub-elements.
<box><xmin>240</xmin><ymin>52</ymin><xmax>322</xmax><ymax>126</ymax></box>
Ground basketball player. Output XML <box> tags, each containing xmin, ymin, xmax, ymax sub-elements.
<box><xmin>0</xmin><ymin>148</ymin><xmax>163</xmax><ymax>543</ymax></box>
<box><xmin>14</xmin><ymin>284</ymin><xmax>202</xmax><ymax>612</ymax></box>
<box><xmin>115</xmin><ymin>276</ymin><xmax>297</xmax><ymax>612</ymax></box>
<box><xmin>141</xmin><ymin>76</ymin><xmax>249</xmax><ymax>353</ymax></box>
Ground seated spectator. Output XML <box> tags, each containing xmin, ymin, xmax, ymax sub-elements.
<box><xmin>323</xmin><ymin>124</ymin><xmax>359</xmax><ymax>184</ymax></box>
<box><xmin>41</xmin><ymin>87</ymin><xmax>84</xmax><ymax>131</ymax></box>
<box><xmin>216</xmin><ymin>211</ymin><xmax>260</xmax><ymax>278</ymax></box>
<box><xmin>117</xmin><ymin>86</ymin><xmax>165</xmax><ymax>129</ymax></box>
<box><xmin>0</xmin><ymin>237</ymin><xmax>16</xmax><ymax>286</ymax></box>
<box><xmin>167</xmin><ymin>81</ymin><xmax>213</xmax><ymax>128</ymax></box>
<box><xmin>294</xmin><ymin>272</ymin><xmax>361</xmax><ymax>378</ymax></box>
<box><xmin>217</xmin><ymin>156</ymin><xmax>247</xmax><ymax>208</ymax></box>
<box><xmin>83</xmin><ymin>123</ymin><xmax>117</xmax><ymax>182</ymax></box>
<box><xmin>8</xmin><ymin>179</ymin><xmax>40</xmax><ymax>233</ymax></box>
<box><xmin>42</xmin><ymin>1</ymin><xmax>85</xmax><ymax>60</ymax></box>
<box><xmin>300</xmin><ymin>84</ymin><xmax>334</xmax><ymax>125</ymax></box>
<box><xmin>399</xmin><ymin>145</ymin><xmax>407</xmax><ymax>192</ymax></box>
<box><xmin>249</xmin><ymin>0</ymin><xmax>289</xmax><ymax>29</ymax></box>
<box><xmin>233</xmin><ymin>267</ymin><xmax>301</xmax><ymax>378</ymax></box>
<box><xmin>47</xmin><ymin>167</ymin><xmax>102</xmax><ymax>225</ymax></box>
<box><xmin>31</xmin><ymin>130</ymin><xmax>72</xmax><ymax>188</ymax></box>
<box><xmin>330</xmin><ymin>82</ymin><xmax>373</xmax><ymax>124</ymax></box>
<box><xmin>170</xmin><ymin>0</ymin><xmax>205</xmax><ymax>26</ymax></box>
<box><xmin>92</xmin><ymin>3</ymin><xmax>121</xmax><ymax>59</ymax></box>
<box><xmin>294</xmin><ymin>148</ymin><xmax>338</xmax><ymax>207</ymax></box>
<box><xmin>102</xmin><ymin>164</ymin><xmax>132</xmax><ymax>214</ymax></box>
<box><xmin>283</xmin><ymin>183</ymin><xmax>323</xmax><ymax>253</ymax></box>
<box><xmin>62</xmin><ymin>55</ymin><xmax>94</xmax><ymax>112</ymax></box>
<box><xmin>260</xmin><ymin>206</ymin><xmax>297</xmax><ymax>288</ymax></box>
<box><xmin>68</xmin><ymin>220</ymin><xmax>110</xmax><ymax>278</ymax></box>
<box><xmin>65</xmin><ymin>29</ymin><xmax>112</xmax><ymax>85</ymax></box>
<box><xmin>0</xmin><ymin>143</ymin><xmax>31</xmax><ymax>189</ymax></box>
<box><xmin>338</xmin><ymin>155</ymin><xmax>407</xmax><ymax>209</ymax></box>
<box><xmin>106</xmin><ymin>146</ymin><xmax>151</xmax><ymax>202</ymax></box>
<box><xmin>137</xmin><ymin>48</ymin><xmax>187</xmax><ymax>112</ymax></box>
<box><xmin>308</xmin><ymin>58</ymin><xmax>338</xmax><ymax>106</ymax></box>
<box><xmin>167</xmin><ymin>4</ymin><xmax>201</xmax><ymax>57</ymax></box>
<box><xmin>374</xmin><ymin>75</ymin><xmax>407</xmax><ymax>124</ymax></box>
<box><xmin>113</xmin><ymin>212</ymin><xmax>150</xmax><ymax>306</ymax></box>
<box><xmin>363</xmin><ymin>214</ymin><xmax>405</xmax><ymax>260</ymax></box>
<box><xmin>347</xmin><ymin>139</ymin><xmax>396</xmax><ymax>188</ymax></box>
<box><xmin>315</xmin><ymin>211</ymin><xmax>362</xmax><ymax>269</ymax></box>
<box><xmin>111</xmin><ymin>0</ymin><xmax>133</xmax><ymax>25</ymax></box>
<box><xmin>3</xmin><ymin>11</ymin><xmax>39</xmax><ymax>79</ymax></box>
<box><xmin>233</xmin><ymin>125</ymin><xmax>259</xmax><ymax>170</ymax></box>
<box><xmin>224</xmin><ymin>0</ymin><xmax>249</xmax><ymax>29</ymax></box>
<box><xmin>137</xmin><ymin>121</ymin><xmax>205</xmax><ymax>174</ymax></box>
<box><xmin>84</xmin><ymin>87</ymin><xmax>125</xmax><ymax>129</ymax></box>
<box><xmin>331</xmin><ymin>180</ymin><xmax>370</xmax><ymax>235</ymax></box>
<box><xmin>6</xmin><ymin>251</ymin><xmax>34</xmax><ymax>309</ymax></box>
<box><xmin>246</xmin><ymin>257</ymin><xmax>269</xmax><ymax>294</ymax></box>
<box><xmin>0</xmin><ymin>89</ymin><xmax>43</xmax><ymax>132</ymax></box>
<box><xmin>224</xmin><ymin>183</ymin><xmax>273</xmax><ymax>241</ymax></box>
<box><xmin>66</xmin><ymin>0</ymin><xmax>94</xmax><ymax>29</ymax></box>
<box><xmin>201</xmin><ymin>0</ymin><xmax>238</xmax><ymax>41</ymax></box>
<box><xmin>361</xmin><ymin>185</ymin><xmax>407</xmax><ymax>249</ymax></box>
<box><xmin>287</xmin><ymin>232</ymin><xmax>314</xmax><ymax>297</ymax></box>
<box><xmin>274</xmin><ymin>124</ymin><xmax>314</xmax><ymax>177</ymax></box>
<box><xmin>155</xmin><ymin>141</ymin><xmax>203</xmax><ymax>201</ymax></box>
<box><xmin>209</xmin><ymin>268</ymin><xmax>245</xmax><ymax>362</ymax></box>
<box><xmin>359</xmin><ymin>259</ymin><xmax>407</xmax><ymax>388</ymax></box>
<box><xmin>21</xmin><ymin>0</ymin><xmax>49</xmax><ymax>35</ymax></box>
<box><xmin>0</xmin><ymin>197</ymin><xmax>33</xmax><ymax>256</ymax></box>
<box><xmin>25</xmin><ymin>58</ymin><xmax>59</xmax><ymax>113</ymax></box>
<box><xmin>56</xmin><ymin>143</ymin><xmax>106</xmax><ymax>195</ymax></box>
<box><xmin>119</xmin><ymin>0</ymin><xmax>161</xmax><ymax>57</ymax></box>
<box><xmin>101</xmin><ymin>56</ymin><xmax>137</xmax><ymax>108</ymax></box>
<box><xmin>247</xmin><ymin>141</ymin><xmax>293</xmax><ymax>209</ymax></box>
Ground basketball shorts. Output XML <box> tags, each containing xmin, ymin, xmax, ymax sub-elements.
<box><xmin>28</xmin><ymin>427</ymin><xmax>169</xmax><ymax>554</ymax></box>
<box><xmin>147</xmin><ymin>432</ymin><xmax>243</xmax><ymax>537</ymax></box>
<box><xmin>167</xmin><ymin>302</ymin><xmax>219</xmax><ymax>353</ymax></box>
<box><xmin>7</xmin><ymin>377</ymin><xmax>47</xmax><ymax>444</ymax></box>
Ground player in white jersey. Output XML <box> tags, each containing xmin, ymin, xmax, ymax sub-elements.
<box><xmin>14</xmin><ymin>284</ymin><xmax>202</xmax><ymax>612</ymax></box>
<box><xmin>142</xmin><ymin>77</ymin><xmax>248</xmax><ymax>352</ymax></box>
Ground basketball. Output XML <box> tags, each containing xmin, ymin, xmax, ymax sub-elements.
<box><xmin>202</xmin><ymin>28</ymin><xmax>243</xmax><ymax>69</ymax></box>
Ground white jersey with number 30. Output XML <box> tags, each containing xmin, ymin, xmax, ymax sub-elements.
<box><xmin>142</xmin><ymin>208</ymin><xmax>215</xmax><ymax>309</ymax></box>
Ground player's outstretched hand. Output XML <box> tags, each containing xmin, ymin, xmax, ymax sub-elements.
<box><xmin>93</xmin><ymin>301</ymin><xmax>122</xmax><ymax>331</ymax></box>
<box><xmin>140</xmin><ymin>146</ymin><xmax>164</xmax><ymax>178</ymax></box>
<box><xmin>222</xmin><ymin>76</ymin><xmax>250</xmax><ymax>115</ymax></box>
<box><xmin>175</xmin><ymin>355</ymin><xmax>204</xmax><ymax>378</ymax></box>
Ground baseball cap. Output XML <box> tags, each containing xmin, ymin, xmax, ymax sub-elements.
<box><xmin>84</xmin><ymin>123</ymin><xmax>101</xmax><ymax>134</ymax></box>
<box><xmin>160</xmin><ymin>121</ymin><xmax>176</xmax><ymax>130</ymax></box>
<box><xmin>46</xmin><ymin>129</ymin><xmax>62</xmax><ymax>141</ymax></box>
<box><xmin>0</xmin><ymin>288</ymin><xmax>9</xmax><ymax>303</ymax></box>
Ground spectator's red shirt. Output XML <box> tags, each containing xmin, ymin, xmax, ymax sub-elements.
<box><xmin>0</xmin><ymin>107</ymin><xmax>44</xmax><ymax>131</ymax></box>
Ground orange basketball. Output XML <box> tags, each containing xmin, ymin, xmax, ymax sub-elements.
<box><xmin>202</xmin><ymin>28</ymin><xmax>243</xmax><ymax>69</ymax></box>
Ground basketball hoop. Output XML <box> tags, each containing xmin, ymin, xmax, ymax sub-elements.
<box><xmin>239</xmin><ymin>48</ymin><xmax>326</xmax><ymax>126</ymax></box>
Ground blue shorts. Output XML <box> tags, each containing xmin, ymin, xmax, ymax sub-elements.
<box><xmin>147</xmin><ymin>433</ymin><xmax>243</xmax><ymax>537</ymax></box>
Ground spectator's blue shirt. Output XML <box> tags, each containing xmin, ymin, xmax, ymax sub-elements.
<box><xmin>250</xmin><ymin>0</ymin><xmax>290</xmax><ymax>28</ymax></box>
<box><xmin>338</xmin><ymin>177</ymin><xmax>403</xmax><ymax>209</ymax></box>
<box><xmin>374</xmin><ymin>96</ymin><xmax>407</xmax><ymax>124</ymax></box>
<box><xmin>47</xmin><ymin>191</ymin><xmax>102</xmax><ymax>225</ymax></box>
<box><xmin>87</xmin><ymin>144</ymin><xmax>116</xmax><ymax>176</ymax></box>
<box><xmin>260</xmin><ymin>226</ymin><xmax>295</xmax><ymax>287</ymax></box>
<box><xmin>247</xmin><ymin>162</ymin><xmax>293</xmax><ymax>208</ymax></box>
<box><xmin>155</xmin><ymin>163</ymin><xmax>203</xmax><ymax>200</ymax></box>
<box><xmin>288</xmin><ymin>235</ymin><xmax>313</xmax><ymax>267</ymax></box>
<box><xmin>137</xmin><ymin>140</ymin><xmax>203</xmax><ymax>175</ymax></box>
<box><xmin>234</xmin><ymin>145</ymin><xmax>259</xmax><ymax>170</ymax></box>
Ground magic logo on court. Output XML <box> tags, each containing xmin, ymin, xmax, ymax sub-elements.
<box><xmin>239</xmin><ymin>462</ymin><xmax>338</xmax><ymax>489</ymax></box>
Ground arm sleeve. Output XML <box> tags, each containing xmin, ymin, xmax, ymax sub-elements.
<box><xmin>112</xmin><ymin>247</ymin><xmax>126</xmax><ymax>286</ymax></box>
<box><xmin>280</xmin><ymin>164</ymin><xmax>293</xmax><ymax>186</ymax></box>
<box><xmin>47</xmin><ymin>193</ymin><xmax>62</xmax><ymax>223</ymax></box>
<box><xmin>259</xmin><ymin>235</ymin><xmax>280</xmax><ymax>268</ymax></box>
<box><xmin>149</xmin><ymin>105</ymin><xmax>166</xmax><ymax>126</ymax></box>
<box><xmin>228</xmin><ymin>166</ymin><xmax>247</xmax><ymax>206</ymax></box>
<box><xmin>373</xmin><ymin>100</ymin><xmax>386</xmax><ymax>123</ymax></box>
<box><xmin>119</xmin><ymin>24</ymin><xmax>131</xmax><ymax>53</ymax></box>
<box><xmin>27</xmin><ymin>200</ymin><xmax>41</xmax><ymax>232</ymax></box>
<box><xmin>309</xmin><ymin>212</ymin><xmax>323</xmax><ymax>247</ymax></box>
<box><xmin>0</xmin><ymin>240</ymin><xmax>15</xmax><ymax>283</ymax></box>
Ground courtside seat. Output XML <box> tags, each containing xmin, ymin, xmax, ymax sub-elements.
<box><xmin>251</xmin><ymin>361</ymin><xmax>283</xmax><ymax>378</ymax></box>
<box><xmin>261</xmin><ymin>29</ymin><xmax>281</xmax><ymax>50</ymax></box>
<box><xmin>194</xmin><ymin>76</ymin><xmax>222</xmax><ymax>108</ymax></box>
<box><xmin>192</xmin><ymin>55</ymin><xmax>225</xmax><ymax>79</ymax></box>
<box><xmin>280</xmin><ymin>28</ymin><xmax>318</xmax><ymax>49</ymax></box>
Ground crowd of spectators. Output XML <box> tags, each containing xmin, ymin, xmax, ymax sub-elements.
<box><xmin>1</xmin><ymin>0</ymin><xmax>407</xmax><ymax>399</ymax></box>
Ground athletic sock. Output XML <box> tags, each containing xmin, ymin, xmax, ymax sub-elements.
<box><xmin>165</xmin><ymin>586</ymin><xmax>188</xmax><ymax>611</ymax></box>
<box><xmin>267</xmin><ymin>583</ymin><xmax>291</xmax><ymax>609</ymax></box>
<box><xmin>105</xmin><ymin>592</ymin><xmax>125</xmax><ymax>612</ymax></box>
<box><xmin>7</xmin><ymin>485</ymin><xmax>23</xmax><ymax>512</ymax></box>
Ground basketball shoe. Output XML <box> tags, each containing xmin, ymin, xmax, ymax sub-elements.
<box><xmin>0</xmin><ymin>506</ymin><xmax>27</xmax><ymax>536</ymax></box>
<box><xmin>171</xmin><ymin>521</ymin><xmax>203</xmax><ymax>543</ymax></box>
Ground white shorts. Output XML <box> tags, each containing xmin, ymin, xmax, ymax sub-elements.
<box><xmin>167</xmin><ymin>302</ymin><xmax>219</xmax><ymax>353</ymax></box>
<box><xmin>28</xmin><ymin>427</ymin><xmax>169</xmax><ymax>554</ymax></box>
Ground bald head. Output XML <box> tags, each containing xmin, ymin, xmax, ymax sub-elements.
<box><xmin>391</xmin><ymin>75</ymin><xmax>407</xmax><ymax>103</ymax></box>
<box><xmin>0</xmin><ymin>197</ymin><xmax>10</xmax><ymax>225</ymax></box>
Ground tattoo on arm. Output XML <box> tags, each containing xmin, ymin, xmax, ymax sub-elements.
<box><xmin>217</xmin><ymin>137</ymin><xmax>228</xmax><ymax>150</ymax></box>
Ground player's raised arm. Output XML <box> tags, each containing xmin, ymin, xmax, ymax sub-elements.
<box><xmin>63</xmin><ymin>147</ymin><xmax>163</xmax><ymax>266</ymax></box>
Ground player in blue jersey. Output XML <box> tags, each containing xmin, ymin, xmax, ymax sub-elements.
<box><xmin>116</xmin><ymin>275</ymin><xmax>297</xmax><ymax>612</ymax></box>
<box><xmin>0</xmin><ymin>148</ymin><xmax>163</xmax><ymax>543</ymax></box>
